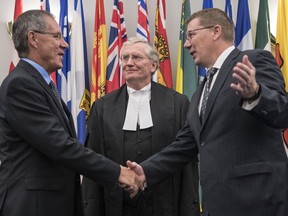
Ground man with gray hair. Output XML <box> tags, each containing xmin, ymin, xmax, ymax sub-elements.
<box><xmin>0</xmin><ymin>9</ymin><xmax>139</xmax><ymax>216</ymax></box>
<box><xmin>82</xmin><ymin>37</ymin><xmax>200</xmax><ymax>216</ymax></box>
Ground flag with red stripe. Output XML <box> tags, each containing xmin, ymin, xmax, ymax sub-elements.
<box><xmin>153</xmin><ymin>0</ymin><xmax>173</xmax><ymax>88</ymax></box>
<box><xmin>90</xmin><ymin>0</ymin><xmax>107</xmax><ymax>104</ymax></box>
<box><xmin>9</xmin><ymin>0</ymin><xmax>23</xmax><ymax>73</ymax></box>
<box><xmin>137</xmin><ymin>0</ymin><xmax>150</xmax><ymax>41</ymax></box>
<box><xmin>106</xmin><ymin>0</ymin><xmax>127</xmax><ymax>93</ymax></box>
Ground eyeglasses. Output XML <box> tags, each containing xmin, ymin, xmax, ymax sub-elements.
<box><xmin>120</xmin><ymin>54</ymin><xmax>151</xmax><ymax>63</ymax></box>
<box><xmin>185</xmin><ymin>25</ymin><xmax>215</xmax><ymax>40</ymax></box>
<box><xmin>32</xmin><ymin>30</ymin><xmax>64</xmax><ymax>40</ymax></box>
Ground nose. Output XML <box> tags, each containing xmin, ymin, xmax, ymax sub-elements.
<box><xmin>60</xmin><ymin>38</ymin><xmax>69</xmax><ymax>49</ymax></box>
<box><xmin>184</xmin><ymin>39</ymin><xmax>191</xmax><ymax>49</ymax></box>
<box><xmin>126</xmin><ymin>57</ymin><xmax>135</xmax><ymax>64</ymax></box>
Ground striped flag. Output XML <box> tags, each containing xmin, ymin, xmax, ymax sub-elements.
<box><xmin>90</xmin><ymin>0</ymin><xmax>107</xmax><ymax>104</ymax></box>
<box><xmin>153</xmin><ymin>0</ymin><xmax>173</xmax><ymax>88</ymax></box>
<box><xmin>9</xmin><ymin>0</ymin><xmax>23</xmax><ymax>73</ymax></box>
<box><xmin>106</xmin><ymin>0</ymin><xmax>127</xmax><ymax>93</ymax></box>
<box><xmin>198</xmin><ymin>0</ymin><xmax>213</xmax><ymax>83</ymax></box>
<box><xmin>137</xmin><ymin>0</ymin><xmax>150</xmax><ymax>41</ymax></box>
<box><xmin>176</xmin><ymin>0</ymin><xmax>197</xmax><ymax>100</ymax></box>
<box><xmin>70</xmin><ymin>0</ymin><xmax>90</xmax><ymax>144</ymax></box>
<box><xmin>255</xmin><ymin>0</ymin><xmax>271</xmax><ymax>51</ymax></box>
<box><xmin>235</xmin><ymin>0</ymin><xmax>253</xmax><ymax>50</ymax></box>
<box><xmin>225</xmin><ymin>0</ymin><xmax>233</xmax><ymax>21</ymax></box>
<box><xmin>58</xmin><ymin>0</ymin><xmax>71</xmax><ymax>106</ymax></box>
<box><xmin>40</xmin><ymin>0</ymin><xmax>50</xmax><ymax>11</ymax></box>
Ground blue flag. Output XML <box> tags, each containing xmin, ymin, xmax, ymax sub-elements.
<box><xmin>58</xmin><ymin>0</ymin><xmax>71</xmax><ymax>107</ymax></box>
<box><xmin>198</xmin><ymin>0</ymin><xmax>213</xmax><ymax>84</ymax></box>
<box><xmin>235</xmin><ymin>0</ymin><xmax>253</xmax><ymax>50</ymax></box>
<box><xmin>70</xmin><ymin>0</ymin><xmax>90</xmax><ymax>144</ymax></box>
<box><xmin>225</xmin><ymin>0</ymin><xmax>233</xmax><ymax>21</ymax></box>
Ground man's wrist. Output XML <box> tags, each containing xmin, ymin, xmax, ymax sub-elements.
<box><xmin>244</xmin><ymin>84</ymin><xmax>261</xmax><ymax>102</ymax></box>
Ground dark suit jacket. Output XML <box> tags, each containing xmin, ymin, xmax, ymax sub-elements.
<box><xmin>141</xmin><ymin>49</ymin><xmax>288</xmax><ymax>216</ymax></box>
<box><xmin>0</xmin><ymin>60</ymin><xmax>121</xmax><ymax>216</ymax></box>
<box><xmin>82</xmin><ymin>82</ymin><xmax>200</xmax><ymax>216</ymax></box>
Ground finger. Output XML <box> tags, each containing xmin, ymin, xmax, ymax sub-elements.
<box><xmin>242</xmin><ymin>55</ymin><xmax>255</xmax><ymax>71</ymax></box>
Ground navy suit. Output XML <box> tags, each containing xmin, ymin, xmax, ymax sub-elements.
<box><xmin>0</xmin><ymin>60</ymin><xmax>120</xmax><ymax>216</ymax></box>
<box><xmin>141</xmin><ymin>49</ymin><xmax>288</xmax><ymax>216</ymax></box>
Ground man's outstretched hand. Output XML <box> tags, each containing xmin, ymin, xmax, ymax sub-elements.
<box><xmin>126</xmin><ymin>160</ymin><xmax>146</xmax><ymax>198</ymax></box>
<box><xmin>118</xmin><ymin>161</ymin><xmax>146</xmax><ymax>198</ymax></box>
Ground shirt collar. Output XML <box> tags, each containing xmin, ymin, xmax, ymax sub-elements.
<box><xmin>21</xmin><ymin>58</ymin><xmax>51</xmax><ymax>85</ymax></box>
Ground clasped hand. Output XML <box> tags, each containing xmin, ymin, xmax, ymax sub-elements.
<box><xmin>118</xmin><ymin>160</ymin><xmax>146</xmax><ymax>198</ymax></box>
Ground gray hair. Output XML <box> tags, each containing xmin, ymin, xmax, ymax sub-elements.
<box><xmin>12</xmin><ymin>10</ymin><xmax>55</xmax><ymax>58</ymax></box>
<box><xmin>120</xmin><ymin>37</ymin><xmax>159</xmax><ymax>73</ymax></box>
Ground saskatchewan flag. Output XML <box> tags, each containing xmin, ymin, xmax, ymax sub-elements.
<box><xmin>255</xmin><ymin>0</ymin><xmax>271</xmax><ymax>51</ymax></box>
<box><xmin>175</xmin><ymin>0</ymin><xmax>197</xmax><ymax>100</ymax></box>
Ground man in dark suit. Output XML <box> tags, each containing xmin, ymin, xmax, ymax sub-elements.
<box><xmin>127</xmin><ymin>8</ymin><xmax>288</xmax><ymax>216</ymax></box>
<box><xmin>82</xmin><ymin>37</ymin><xmax>200</xmax><ymax>216</ymax></box>
<box><xmin>0</xmin><ymin>10</ymin><xmax>140</xmax><ymax>216</ymax></box>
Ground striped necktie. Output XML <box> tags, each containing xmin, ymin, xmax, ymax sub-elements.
<box><xmin>49</xmin><ymin>81</ymin><xmax>64</xmax><ymax>111</ymax></box>
<box><xmin>200</xmin><ymin>67</ymin><xmax>218</xmax><ymax>122</ymax></box>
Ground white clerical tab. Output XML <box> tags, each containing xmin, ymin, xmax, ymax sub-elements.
<box><xmin>123</xmin><ymin>83</ymin><xmax>153</xmax><ymax>131</ymax></box>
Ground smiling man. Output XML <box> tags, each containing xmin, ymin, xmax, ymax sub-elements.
<box><xmin>0</xmin><ymin>10</ymin><xmax>140</xmax><ymax>216</ymax></box>
<box><xmin>82</xmin><ymin>37</ymin><xmax>200</xmax><ymax>216</ymax></box>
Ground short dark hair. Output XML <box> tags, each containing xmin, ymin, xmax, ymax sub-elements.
<box><xmin>186</xmin><ymin>8</ymin><xmax>235</xmax><ymax>42</ymax></box>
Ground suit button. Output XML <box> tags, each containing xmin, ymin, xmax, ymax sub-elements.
<box><xmin>138</xmin><ymin>151</ymin><xmax>142</xmax><ymax>155</ymax></box>
<box><xmin>200</xmin><ymin>142</ymin><xmax>205</xmax><ymax>147</ymax></box>
<box><xmin>138</xmin><ymin>139</ymin><xmax>142</xmax><ymax>143</ymax></box>
<box><xmin>260</xmin><ymin>110</ymin><xmax>268</xmax><ymax>116</ymax></box>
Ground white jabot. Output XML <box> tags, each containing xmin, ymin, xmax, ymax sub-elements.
<box><xmin>123</xmin><ymin>83</ymin><xmax>153</xmax><ymax>131</ymax></box>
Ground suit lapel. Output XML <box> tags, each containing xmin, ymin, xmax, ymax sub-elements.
<box><xmin>201</xmin><ymin>48</ymin><xmax>241</xmax><ymax>126</ymax></box>
<box><xmin>19</xmin><ymin>60</ymin><xmax>75</xmax><ymax>136</ymax></box>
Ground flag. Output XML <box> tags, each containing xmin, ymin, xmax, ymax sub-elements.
<box><xmin>275</xmin><ymin>0</ymin><xmax>288</xmax><ymax>87</ymax></box>
<box><xmin>70</xmin><ymin>0</ymin><xmax>90</xmax><ymax>144</ymax></box>
<box><xmin>255</xmin><ymin>0</ymin><xmax>271</xmax><ymax>51</ymax></box>
<box><xmin>9</xmin><ymin>0</ymin><xmax>23</xmax><ymax>73</ymax></box>
<box><xmin>40</xmin><ymin>0</ymin><xmax>50</xmax><ymax>11</ymax></box>
<box><xmin>137</xmin><ymin>0</ymin><xmax>150</xmax><ymax>41</ymax></box>
<box><xmin>90</xmin><ymin>0</ymin><xmax>107</xmax><ymax>104</ymax></box>
<box><xmin>203</xmin><ymin>0</ymin><xmax>213</xmax><ymax>8</ymax></box>
<box><xmin>153</xmin><ymin>0</ymin><xmax>173</xmax><ymax>88</ymax></box>
<box><xmin>106</xmin><ymin>0</ymin><xmax>127</xmax><ymax>93</ymax></box>
<box><xmin>58</xmin><ymin>0</ymin><xmax>71</xmax><ymax>106</ymax></box>
<box><xmin>198</xmin><ymin>0</ymin><xmax>213</xmax><ymax>83</ymax></box>
<box><xmin>275</xmin><ymin>0</ymin><xmax>288</xmax><ymax>147</ymax></box>
<box><xmin>225</xmin><ymin>0</ymin><xmax>233</xmax><ymax>21</ymax></box>
<box><xmin>235</xmin><ymin>0</ymin><xmax>253</xmax><ymax>50</ymax></box>
<box><xmin>40</xmin><ymin>0</ymin><xmax>57</xmax><ymax>85</ymax></box>
<box><xmin>176</xmin><ymin>0</ymin><xmax>197</xmax><ymax>100</ymax></box>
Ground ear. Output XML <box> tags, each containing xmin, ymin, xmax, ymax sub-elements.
<box><xmin>27</xmin><ymin>31</ymin><xmax>37</xmax><ymax>48</ymax></box>
<box><xmin>213</xmin><ymin>25</ymin><xmax>222</xmax><ymax>40</ymax></box>
<box><xmin>150</xmin><ymin>61</ymin><xmax>158</xmax><ymax>74</ymax></box>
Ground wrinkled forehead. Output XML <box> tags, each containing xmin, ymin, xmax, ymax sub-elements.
<box><xmin>122</xmin><ymin>43</ymin><xmax>147</xmax><ymax>55</ymax></box>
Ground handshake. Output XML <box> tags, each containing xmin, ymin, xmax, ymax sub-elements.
<box><xmin>118</xmin><ymin>160</ymin><xmax>146</xmax><ymax>198</ymax></box>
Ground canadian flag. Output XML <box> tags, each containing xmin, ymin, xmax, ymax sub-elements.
<box><xmin>9</xmin><ymin>0</ymin><xmax>23</xmax><ymax>73</ymax></box>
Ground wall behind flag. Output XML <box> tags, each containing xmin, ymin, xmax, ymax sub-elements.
<box><xmin>0</xmin><ymin>0</ymin><xmax>279</xmax><ymax>85</ymax></box>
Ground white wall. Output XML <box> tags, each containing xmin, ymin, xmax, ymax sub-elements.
<box><xmin>0</xmin><ymin>0</ymin><xmax>278</xmax><ymax>85</ymax></box>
